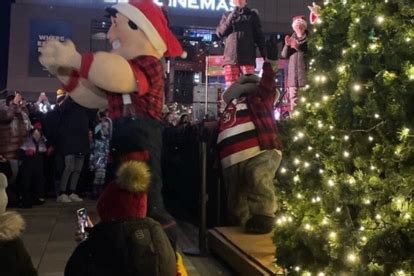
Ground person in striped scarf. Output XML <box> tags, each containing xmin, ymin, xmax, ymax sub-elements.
<box><xmin>217</xmin><ymin>59</ymin><xmax>282</xmax><ymax>234</ymax></box>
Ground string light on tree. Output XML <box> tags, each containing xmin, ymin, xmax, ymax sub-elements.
<box><xmin>376</xmin><ymin>15</ymin><xmax>385</xmax><ymax>24</ymax></box>
<box><xmin>347</xmin><ymin>253</ymin><xmax>358</xmax><ymax>264</ymax></box>
<box><xmin>353</xmin><ymin>83</ymin><xmax>362</xmax><ymax>92</ymax></box>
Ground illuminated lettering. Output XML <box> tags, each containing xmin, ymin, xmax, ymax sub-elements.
<box><xmin>200</xmin><ymin>0</ymin><xmax>215</xmax><ymax>10</ymax></box>
<box><xmin>153</xmin><ymin>0</ymin><xmax>232</xmax><ymax>11</ymax></box>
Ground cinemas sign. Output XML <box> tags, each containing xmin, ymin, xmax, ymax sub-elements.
<box><xmin>153</xmin><ymin>0</ymin><xmax>235</xmax><ymax>11</ymax></box>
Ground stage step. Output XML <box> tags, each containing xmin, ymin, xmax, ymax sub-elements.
<box><xmin>208</xmin><ymin>227</ymin><xmax>284</xmax><ymax>276</ymax></box>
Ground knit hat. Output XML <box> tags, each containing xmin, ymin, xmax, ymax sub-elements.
<box><xmin>292</xmin><ymin>15</ymin><xmax>307</xmax><ymax>30</ymax></box>
<box><xmin>222</xmin><ymin>74</ymin><xmax>260</xmax><ymax>104</ymax></box>
<box><xmin>110</xmin><ymin>0</ymin><xmax>184</xmax><ymax>58</ymax></box>
<box><xmin>97</xmin><ymin>157</ymin><xmax>151</xmax><ymax>222</ymax></box>
<box><xmin>0</xmin><ymin>173</ymin><xmax>8</xmax><ymax>214</ymax></box>
<box><xmin>56</xmin><ymin>88</ymin><xmax>65</xmax><ymax>101</ymax></box>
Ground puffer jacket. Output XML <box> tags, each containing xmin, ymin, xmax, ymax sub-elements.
<box><xmin>0</xmin><ymin>211</ymin><xmax>38</xmax><ymax>276</ymax></box>
<box><xmin>216</xmin><ymin>6</ymin><xmax>266</xmax><ymax>66</ymax></box>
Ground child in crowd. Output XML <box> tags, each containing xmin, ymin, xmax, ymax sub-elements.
<box><xmin>17</xmin><ymin>123</ymin><xmax>48</xmax><ymax>208</ymax></box>
<box><xmin>89</xmin><ymin>112</ymin><xmax>111</xmax><ymax>198</ymax></box>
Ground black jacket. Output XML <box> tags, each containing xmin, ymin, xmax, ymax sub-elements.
<box><xmin>0</xmin><ymin>212</ymin><xmax>38</xmax><ymax>276</ymax></box>
<box><xmin>44</xmin><ymin>98</ymin><xmax>94</xmax><ymax>156</ymax></box>
<box><xmin>216</xmin><ymin>6</ymin><xmax>266</xmax><ymax>66</ymax></box>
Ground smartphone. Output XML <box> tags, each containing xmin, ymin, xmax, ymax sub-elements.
<box><xmin>76</xmin><ymin>208</ymin><xmax>89</xmax><ymax>241</ymax></box>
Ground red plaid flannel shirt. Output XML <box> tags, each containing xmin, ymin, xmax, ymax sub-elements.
<box><xmin>106</xmin><ymin>56</ymin><xmax>164</xmax><ymax>121</ymax></box>
<box><xmin>246</xmin><ymin>62</ymin><xmax>283</xmax><ymax>150</ymax></box>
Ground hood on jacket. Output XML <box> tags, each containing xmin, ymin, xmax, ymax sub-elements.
<box><xmin>0</xmin><ymin>212</ymin><xmax>25</xmax><ymax>241</ymax></box>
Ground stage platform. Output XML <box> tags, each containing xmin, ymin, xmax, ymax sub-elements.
<box><xmin>208</xmin><ymin>227</ymin><xmax>284</xmax><ymax>276</ymax></box>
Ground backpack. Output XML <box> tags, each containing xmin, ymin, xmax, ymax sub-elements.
<box><xmin>65</xmin><ymin>218</ymin><xmax>176</xmax><ymax>276</ymax></box>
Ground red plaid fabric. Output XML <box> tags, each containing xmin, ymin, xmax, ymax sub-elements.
<box><xmin>106</xmin><ymin>56</ymin><xmax>164</xmax><ymax>121</ymax></box>
<box><xmin>246</xmin><ymin>62</ymin><xmax>282</xmax><ymax>150</ymax></box>
<box><xmin>223</xmin><ymin>64</ymin><xmax>256</xmax><ymax>88</ymax></box>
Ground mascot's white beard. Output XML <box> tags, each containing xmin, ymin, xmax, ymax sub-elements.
<box><xmin>112</xmin><ymin>39</ymin><xmax>122</xmax><ymax>50</ymax></box>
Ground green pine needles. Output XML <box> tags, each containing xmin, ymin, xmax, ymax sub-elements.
<box><xmin>273</xmin><ymin>0</ymin><xmax>414</xmax><ymax>274</ymax></box>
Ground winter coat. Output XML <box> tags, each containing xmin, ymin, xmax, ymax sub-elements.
<box><xmin>65</xmin><ymin>218</ymin><xmax>176</xmax><ymax>276</ymax></box>
<box><xmin>45</xmin><ymin>98</ymin><xmax>93</xmax><ymax>156</ymax></box>
<box><xmin>0</xmin><ymin>105</ymin><xmax>29</xmax><ymax>160</ymax></box>
<box><xmin>216</xmin><ymin>6</ymin><xmax>266</xmax><ymax>66</ymax></box>
<box><xmin>0</xmin><ymin>212</ymin><xmax>38</xmax><ymax>276</ymax></box>
<box><xmin>281</xmin><ymin>32</ymin><xmax>308</xmax><ymax>87</ymax></box>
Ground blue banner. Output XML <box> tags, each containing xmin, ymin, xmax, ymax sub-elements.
<box><xmin>29</xmin><ymin>19</ymin><xmax>72</xmax><ymax>77</ymax></box>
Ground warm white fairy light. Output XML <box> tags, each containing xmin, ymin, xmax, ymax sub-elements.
<box><xmin>280</xmin><ymin>167</ymin><xmax>287</xmax><ymax>174</ymax></box>
<box><xmin>318</xmin><ymin>272</ymin><xmax>326</xmax><ymax>276</ymax></box>
<box><xmin>319</xmin><ymin>168</ymin><xmax>324</xmax><ymax>174</ymax></box>
<box><xmin>308</xmin><ymin>146</ymin><xmax>313</xmax><ymax>151</ymax></box>
<box><xmin>343</xmin><ymin>151</ymin><xmax>350</xmax><ymax>158</ymax></box>
<box><xmin>364</xmin><ymin>199</ymin><xmax>371</xmax><ymax>205</ymax></box>
<box><xmin>294</xmin><ymin>175</ymin><xmax>300</xmax><ymax>182</ymax></box>
<box><xmin>294</xmin><ymin>158</ymin><xmax>301</xmax><ymax>165</ymax></box>
<box><xmin>376</xmin><ymin>15</ymin><xmax>385</xmax><ymax>24</ymax></box>
<box><xmin>368</xmin><ymin>136</ymin><xmax>374</xmax><ymax>142</ymax></box>
<box><xmin>360</xmin><ymin>226</ymin><xmax>365</xmax><ymax>231</ymax></box>
<box><xmin>347</xmin><ymin>253</ymin><xmax>358</xmax><ymax>263</ymax></box>
<box><xmin>361</xmin><ymin>4</ymin><xmax>365</xmax><ymax>8</ymax></box>
<box><xmin>321</xmin><ymin>75</ymin><xmax>327</xmax><ymax>83</ymax></box>
<box><xmin>329</xmin><ymin>125</ymin><xmax>334</xmax><ymax>130</ymax></box>
<box><xmin>348</xmin><ymin>177</ymin><xmax>356</xmax><ymax>184</ymax></box>
<box><xmin>293</xmin><ymin>136</ymin><xmax>299</xmax><ymax>142</ymax></box>
<box><xmin>337</xmin><ymin>65</ymin><xmax>346</xmax><ymax>73</ymax></box>
<box><xmin>322</xmin><ymin>95</ymin><xmax>329</xmax><ymax>101</ymax></box>
<box><xmin>369</xmin><ymin>43</ymin><xmax>379</xmax><ymax>50</ymax></box>
<box><xmin>294</xmin><ymin>266</ymin><xmax>301</xmax><ymax>272</ymax></box>
<box><xmin>328</xmin><ymin>179</ymin><xmax>335</xmax><ymax>187</ymax></box>
<box><xmin>297</xmin><ymin>193</ymin><xmax>303</xmax><ymax>199</ymax></box>
<box><xmin>355</xmin><ymin>17</ymin><xmax>360</xmax><ymax>23</ymax></box>
<box><xmin>342</xmin><ymin>49</ymin><xmax>348</xmax><ymax>54</ymax></box>
<box><xmin>318</xmin><ymin>121</ymin><xmax>324</xmax><ymax>129</ymax></box>
<box><xmin>353</xmin><ymin>83</ymin><xmax>362</xmax><ymax>92</ymax></box>
<box><xmin>344</xmin><ymin>135</ymin><xmax>350</xmax><ymax>141</ymax></box>
<box><xmin>404</xmin><ymin>213</ymin><xmax>411</xmax><ymax>220</ymax></box>
<box><xmin>300</xmin><ymin>97</ymin><xmax>307</xmax><ymax>103</ymax></box>
<box><xmin>304</xmin><ymin>162</ymin><xmax>310</xmax><ymax>168</ymax></box>
<box><xmin>292</xmin><ymin>110</ymin><xmax>301</xmax><ymax>117</ymax></box>
<box><xmin>322</xmin><ymin>217</ymin><xmax>329</xmax><ymax>225</ymax></box>
<box><xmin>298</xmin><ymin>131</ymin><xmax>305</xmax><ymax>138</ymax></box>
<box><xmin>315</xmin><ymin>102</ymin><xmax>321</xmax><ymax>108</ymax></box>
<box><xmin>406</xmin><ymin>37</ymin><xmax>411</xmax><ymax>42</ymax></box>
<box><xmin>317</xmin><ymin>45</ymin><xmax>323</xmax><ymax>51</ymax></box>
<box><xmin>376</xmin><ymin>214</ymin><xmax>382</xmax><ymax>220</ymax></box>
<box><xmin>370</xmin><ymin>165</ymin><xmax>376</xmax><ymax>171</ymax></box>
<box><xmin>352</xmin><ymin>43</ymin><xmax>357</xmax><ymax>49</ymax></box>
<box><xmin>304</xmin><ymin>223</ymin><xmax>312</xmax><ymax>231</ymax></box>
<box><xmin>330</xmin><ymin>136</ymin><xmax>335</xmax><ymax>140</ymax></box>
<box><xmin>329</xmin><ymin>232</ymin><xmax>337</xmax><ymax>240</ymax></box>
<box><xmin>336</xmin><ymin>207</ymin><xmax>342</xmax><ymax>213</ymax></box>
<box><xmin>396</xmin><ymin>270</ymin><xmax>407</xmax><ymax>276</ymax></box>
<box><xmin>374</xmin><ymin>113</ymin><xmax>380</xmax><ymax>119</ymax></box>
<box><xmin>315</xmin><ymin>153</ymin><xmax>320</xmax><ymax>158</ymax></box>
<box><xmin>361</xmin><ymin>236</ymin><xmax>367</xmax><ymax>242</ymax></box>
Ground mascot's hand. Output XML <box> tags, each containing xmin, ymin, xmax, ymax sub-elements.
<box><xmin>39</xmin><ymin>39</ymin><xmax>81</xmax><ymax>72</ymax></box>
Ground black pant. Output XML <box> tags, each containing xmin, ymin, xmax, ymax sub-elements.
<box><xmin>110</xmin><ymin>116</ymin><xmax>177</xmax><ymax>249</ymax></box>
<box><xmin>18</xmin><ymin>155</ymin><xmax>45</xmax><ymax>201</ymax></box>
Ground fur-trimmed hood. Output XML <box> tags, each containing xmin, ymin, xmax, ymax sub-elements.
<box><xmin>0</xmin><ymin>212</ymin><xmax>25</xmax><ymax>241</ymax></box>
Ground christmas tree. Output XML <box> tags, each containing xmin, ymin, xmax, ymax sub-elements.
<box><xmin>273</xmin><ymin>0</ymin><xmax>414</xmax><ymax>274</ymax></box>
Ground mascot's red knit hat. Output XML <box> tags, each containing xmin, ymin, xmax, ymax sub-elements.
<box><xmin>111</xmin><ymin>0</ymin><xmax>184</xmax><ymax>58</ymax></box>
<box><xmin>97</xmin><ymin>159</ymin><xmax>151</xmax><ymax>222</ymax></box>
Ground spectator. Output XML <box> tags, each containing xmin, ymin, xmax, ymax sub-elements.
<box><xmin>216</xmin><ymin>0</ymin><xmax>266</xmax><ymax>88</ymax></box>
<box><xmin>281</xmin><ymin>16</ymin><xmax>308</xmax><ymax>112</ymax></box>
<box><xmin>16</xmin><ymin>125</ymin><xmax>48</xmax><ymax>208</ymax></box>
<box><xmin>65</xmin><ymin>161</ymin><xmax>177</xmax><ymax>276</ymax></box>
<box><xmin>0</xmin><ymin>173</ymin><xmax>38</xmax><ymax>276</ymax></box>
<box><xmin>55</xmin><ymin>96</ymin><xmax>93</xmax><ymax>203</ymax></box>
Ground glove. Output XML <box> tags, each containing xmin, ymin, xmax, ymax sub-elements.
<box><xmin>25</xmin><ymin>149</ymin><xmax>36</xmax><ymax>156</ymax></box>
<box><xmin>46</xmin><ymin>146</ymin><xmax>54</xmax><ymax>156</ymax></box>
<box><xmin>285</xmin><ymin>35</ymin><xmax>291</xmax><ymax>46</ymax></box>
